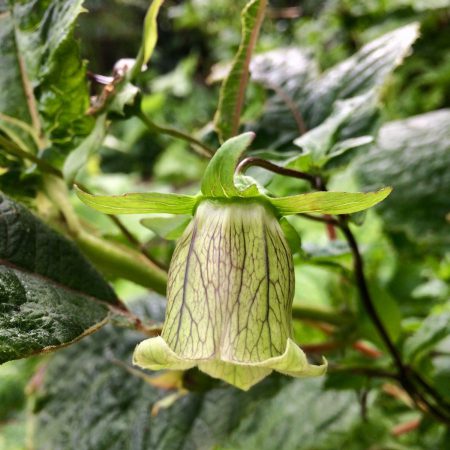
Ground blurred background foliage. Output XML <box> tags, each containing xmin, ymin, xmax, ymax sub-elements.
<box><xmin>0</xmin><ymin>0</ymin><xmax>449</xmax><ymax>449</ymax></box>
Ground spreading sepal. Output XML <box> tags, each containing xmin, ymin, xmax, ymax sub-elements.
<box><xmin>75</xmin><ymin>187</ymin><xmax>198</xmax><ymax>215</ymax></box>
<box><xmin>269</xmin><ymin>188</ymin><xmax>392</xmax><ymax>216</ymax></box>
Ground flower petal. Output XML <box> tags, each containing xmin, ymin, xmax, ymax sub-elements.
<box><xmin>199</xmin><ymin>360</ymin><xmax>271</xmax><ymax>391</ymax></box>
<box><xmin>259</xmin><ymin>338</ymin><xmax>327</xmax><ymax>377</ymax></box>
<box><xmin>133</xmin><ymin>336</ymin><xmax>196</xmax><ymax>371</ymax></box>
<box><xmin>162</xmin><ymin>201</ymin><xmax>294</xmax><ymax>363</ymax></box>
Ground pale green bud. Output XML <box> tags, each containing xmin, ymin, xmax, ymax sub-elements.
<box><xmin>133</xmin><ymin>200</ymin><xmax>326</xmax><ymax>390</ymax></box>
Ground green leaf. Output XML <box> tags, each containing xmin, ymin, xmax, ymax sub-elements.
<box><xmin>75</xmin><ymin>186</ymin><xmax>197</xmax><ymax>215</ymax></box>
<box><xmin>250</xmin><ymin>47</ymin><xmax>318</xmax><ymax>144</ymax></box>
<box><xmin>304</xmin><ymin>23</ymin><xmax>419</xmax><ymax>128</ymax></box>
<box><xmin>0</xmin><ymin>194</ymin><xmax>120</xmax><ymax>364</ymax></box>
<box><xmin>290</xmin><ymin>93</ymin><xmax>376</xmax><ymax>169</ymax></box>
<box><xmin>131</xmin><ymin>0</ymin><xmax>165</xmax><ymax>80</ymax></box>
<box><xmin>63</xmin><ymin>114</ymin><xmax>107</xmax><ymax>183</ymax></box>
<box><xmin>201</xmin><ymin>132</ymin><xmax>257</xmax><ymax>198</ymax></box>
<box><xmin>356</xmin><ymin>109</ymin><xmax>450</xmax><ymax>250</ymax></box>
<box><xmin>0</xmin><ymin>1</ymin><xmax>94</xmax><ymax>156</ymax></box>
<box><xmin>404</xmin><ymin>312</ymin><xmax>450</xmax><ymax>363</ymax></box>
<box><xmin>140</xmin><ymin>215</ymin><xmax>191</xmax><ymax>240</ymax></box>
<box><xmin>253</xmin><ymin>23</ymin><xmax>419</xmax><ymax>150</ymax></box>
<box><xmin>214</xmin><ymin>0</ymin><xmax>267</xmax><ymax>141</ymax></box>
<box><xmin>270</xmin><ymin>188</ymin><xmax>392</xmax><ymax>216</ymax></box>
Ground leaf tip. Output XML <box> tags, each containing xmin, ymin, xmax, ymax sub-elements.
<box><xmin>378</xmin><ymin>186</ymin><xmax>393</xmax><ymax>199</ymax></box>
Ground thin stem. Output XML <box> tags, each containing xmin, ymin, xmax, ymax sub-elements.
<box><xmin>0</xmin><ymin>135</ymin><xmax>62</xmax><ymax>177</ymax></box>
<box><xmin>138</xmin><ymin>111</ymin><xmax>214</xmax><ymax>158</ymax></box>
<box><xmin>236</xmin><ymin>157</ymin><xmax>320</xmax><ymax>186</ymax></box>
<box><xmin>299</xmin><ymin>213</ymin><xmax>340</xmax><ymax>226</ymax></box>
<box><xmin>256</xmin><ymin>80</ymin><xmax>307</xmax><ymax>135</ymax></box>
<box><xmin>338</xmin><ymin>219</ymin><xmax>405</xmax><ymax>372</ymax></box>
<box><xmin>107</xmin><ymin>214</ymin><xmax>167</xmax><ymax>271</ymax></box>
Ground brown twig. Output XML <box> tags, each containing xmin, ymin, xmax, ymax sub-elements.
<box><xmin>236</xmin><ymin>156</ymin><xmax>319</xmax><ymax>186</ymax></box>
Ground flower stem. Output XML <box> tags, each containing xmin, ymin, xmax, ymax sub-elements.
<box><xmin>137</xmin><ymin>111</ymin><xmax>214</xmax><ymax>158</ymax></box>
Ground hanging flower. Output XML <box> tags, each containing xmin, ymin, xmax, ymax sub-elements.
<box><xmin>77</xmin><ymin>132</ymin><xmax>391</xmax><ymax>390</ymax></box>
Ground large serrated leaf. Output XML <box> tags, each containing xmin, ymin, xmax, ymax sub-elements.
<box><xmin>356</xmin><ymin>109</ymin><xmax>450</xmax><ymax>249</ymax></box>
<box><xmin>253</xmin><ymin>23</ymin><xmax>419</xmax><ymax>151</ymax></box>
<box><xmin>0</xmin><ymin>194</ymin><xmax>119</xmax><ymax>363</ymax></box>
<box><xmin>0</xmin><ymin>0</ymin><xmax>94</xmax><ymax>158</ymax></box>
<box><xmin>303</xmin><ymin>23</ymin><xmax>419</xmax><ymax>128</ymax></box>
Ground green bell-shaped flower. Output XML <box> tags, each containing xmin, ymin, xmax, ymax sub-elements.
<box><xmin>133</xmin><ymin>199</ymin><xmax>326</xmax><ymax>390</ymax></box>
<box><xmin>76</xmin><ymin>132</ymin><xmax>391</xmax><ymax>390</ymax></box>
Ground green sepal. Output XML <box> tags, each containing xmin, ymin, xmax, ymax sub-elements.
<box><xmin>269</xmin><ymin>188</ymin><xmax>392</xmax><ymax>216</ymax></box>
<box><xmin>140</xmin><ymin>215</ymin><xmax>191</xmax><ymax>240</ymax></box>
<box><xmin>280</xmin><ymin>217</ymin><xmax>301</xmax><ymax>254</ymax></box>
<box><xmin>201</xmin><ymin>132</ymin><xmax>258</xmax><ymax>198</ymax></box>
<box><xmin>75</xmin><ymin>186</ymin><xmax>198</xmax><ymax>215</ymax></box>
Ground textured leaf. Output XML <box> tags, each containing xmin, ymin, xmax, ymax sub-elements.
<box><xmin>270</xmin><ymin>188</ymin><xmax>392</xmax><ymax>216</ymax></box>
<box><xmin>0</xmin><ymin>194</ymin><xmax>119</xmax><ymax>363</ymax></box>
<box><xmin>201</xmin><ymin>132</ymin><xmax>257</xmax><ymax>198</ymax></box>
<box><xmin>131</xmin><ymin>0</ymin><xmax>165</xmax><ymax>79</ymax></box>
<box><xmin>31</xmin><ymin>305</ymin><xmax>360</xmax><ymax>450</ymax></box>
<box><xmin>214</xmin><ymin>0</ymin><xmax>267</xmax><ymax>141</ymax></box>
<box><xmin>0</xmin><ymin>0</ymin><xmax>94</xmax><ymax>157</ymax></box>
<box><xmin>303</xmin><ymin>23</ymin><xmax>419</xmax><ymax>128</ymax></box>
<box><xmin>250</xmin><ymin>47</ymin><xmax>318</xmax><ymax>145</ymax></box>
<box><xmin>291</xmin><ymin>93</ymin><xmax>375</xmax><ymax>169</ymax></box>
<box><xmin>75</xmin><ymin>187</ymin><xmax>197</xmax><ymax>215</ymax></box>
<box><xmin>356</xmin><ymin>109</ymin><xmax>450</xmax><ymax>249</ymax></box>
<box><xmin>253</xmin><ymin>23</ymin><xmax>419</xmax><ymax>150</ymax></box>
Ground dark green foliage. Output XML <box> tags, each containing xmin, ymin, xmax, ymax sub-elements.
<box><xmin>357</xmin><ymin>109</ymin><xmax>450</xmax><ymax>250</ymax></box>
<box><xmin>0</xmin><ymin>194</ymin><xmax>118</xmax><ymax>363</ymax></box>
